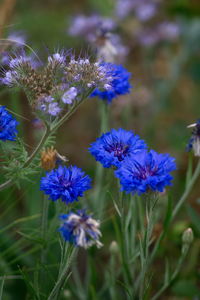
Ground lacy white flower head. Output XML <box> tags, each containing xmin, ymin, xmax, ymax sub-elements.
<box><xmin>59</xmin><ymin>210</ymin><xmax>103</xmax><ymax>249</ymax></box>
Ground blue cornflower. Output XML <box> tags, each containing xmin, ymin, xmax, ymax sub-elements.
<box><xmin>59</xmin><ymin>210</ymin><xmax>102</xmax><ymax>249</ymax></box>
<box><xmin>90</xmin><ymin>62</ymin><xmax>132</xmax><ymax>103</ymax></box>
<box><xmin>89</xmin><ymin>128</ymin><xmax>147</xmax><ymax>168</ymax></box>
<box><xmin>115</xmin><ymin>150</ymin><xmax>176</xmax><ymax>194</ymax></box>
<box><xmin>40</xmin><ymin>165</ymin><xmax>91</xmax><ymax>204</ymax></box>
<box><xmin>187</xmin><ymin>120</ymin><xmax>200</xmax><ymax>157</ymax></box>
<box><xmin>0</xmin><ymin>106</ymin><xmax>18</xmax><ymax>141</ymax></box>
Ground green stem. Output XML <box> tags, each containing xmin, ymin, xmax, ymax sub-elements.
<box><xmin>119</xmin><ymin>188</ymin><xmax>132</xmax><ymax>291</ymax></box>
<box><xmin>150</xmin><ymin>159</ymin><xmax>200</xmax><ymax>262</ymax></box>
<box><xmin>93</xmin><ymin>101</ymin><xmax>109</xmax><ymax>216</ymax></box>
<box><xmin>40</xmin><ymin>195</ymin><xmax>49</xmax><ymax>262</ymax></box>
<box><xmin>139</xmin><ymin>197</ymin><xmax>155</xmax><ymax>300</ymax></box>
<box><xmin>47</xmin><ymin>248</ymin><xmax>76</xmax><ymax>300</ymax></box>
<box><xmin>151</xmin><ymin>249</ymin><xmax>188</xmax><ymax>300</ymax></box>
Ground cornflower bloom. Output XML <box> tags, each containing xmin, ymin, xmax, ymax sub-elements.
<box><xmin>115</xmin><ymin>150</ymin><xmax>176</xmax><ymax>194</ymax></box>
<box><xmin>59</xmin><ymin>210</ymin><xmax>102</xmax><ymax>249</ymax></box>
<box><xmin>89</xmin><ymin>128</ymin><xmax>147</xmax><ymax>168</ymax></box>
<box><xmin>90</xmin><ymin>62</ymin><xmax>132</xmax><ymax>103</ymax></box>
<box><xmin>187</xmin><ymin>120</ymin><xmax>200</xmax><ymax>156</ymax></box>
<box><xmin>40</xmin><ymin>165</ymin><xmax>91</xmax><ymax>204</ymax></box>
<box><xmin>0</xmin><ymin>106</ymin><xmax>18</xmax><ymax>141</ymax></box>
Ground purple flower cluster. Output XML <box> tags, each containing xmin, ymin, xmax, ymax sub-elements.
<box><xmin>1</xmin><ymin>51</ymin><xmax>117</xmax><ymax>117</ymax></box>
<box><xmin>89</xmin><ymin>128</ymin><xmax>176</xmax><ymax>195</ymax></box>
<box><xmin>115</xmin><ymin>0</ymin><xmax>157</xmax><ymax>21</ymax></box>
<box><xmin>138</xmin><ymin>22</ymin><xmax>180</xmax><ymax>47</ymax></box>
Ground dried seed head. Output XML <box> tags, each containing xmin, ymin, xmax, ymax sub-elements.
<box><xmin>41</xmin><ymin>147</ymin><xmax>57</xmax><ymax>170</ymax></box>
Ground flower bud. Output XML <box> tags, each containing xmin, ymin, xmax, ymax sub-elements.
<box><xmin>182</xmin><ymin>228</ymin><xmax>194</xmax><ymax>254</ymax></box>
<box><xmin>182</xmin><ymin>228</ymin><xmax>194</xmax><ymax>245</ymax></box>
<box><xmin>109</xmin><ymin>241</ymin><xmax>119</xmax><ymax>255</ymax></box>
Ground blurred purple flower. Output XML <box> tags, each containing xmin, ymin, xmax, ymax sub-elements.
<box><xmin>135</xmin><ymin>3</ymin><xmax>157</xmax><ymax>22</ymax></box>
<box><xmin>68</xmin><ymin>14</ymin><xmax>116</xmax><ymax>42</ymax></box>
<box><xmin>158</xmin><ymin>22</ymin><xmax>180</xmax><ymax>41</ymax></box>
<box><xmin>7</xmin><ymin>31</ymin><xmax>26</xmax><ymax>47</ymax></box>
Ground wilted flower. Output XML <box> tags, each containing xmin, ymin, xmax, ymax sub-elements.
<box><xmin>59</xmin><ymin>210</ymin><xmax>102</xmax><ymax>249</ymax></box>
<box><xmin>90</xmin><ymin>62</ymin><xmax>132</xmax><ymax>103</ymax></box>
<box><xmin>187</xmin><ymin>120</ymin><xmax>200</xmax><ymax>156</ymax></box>
<box><xmin>41</xmin><ymin>147</ymin><xmax>57</xmax><ymax>170</ymax></box>
<box><xmin>0</xmin><ymin>106</ymin><xmax>18</xmax><ymax>141</ymax></box>
<box><xmin>40</xmin><ymin>165</ymin><xmax>91</xmax><ymax>204</ymax></box>
<box><xmin>115</xmin><ymin>150</ymin><xmax>176</xmax><ymax>194</ymax></box>
<box><xmin>89</xmin><ymin>128</ymin><xmax>147</xmax><ymax>168</ymax></box>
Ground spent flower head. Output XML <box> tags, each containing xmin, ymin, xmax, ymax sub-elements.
<box><xmin>59</xmin><ymin>210</ymin><xmax>102</xmax><ymax>249</ymax></box>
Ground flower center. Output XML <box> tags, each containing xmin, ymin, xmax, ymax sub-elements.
<box><xmin>134</xmin><ymin>162</ymin><xmax>158</xmax><ymax>180</ymax></box>
<box><xmin>108</xmin><ymin>143</ymin><xmax>129</xmax><ymax>161</ymax></box>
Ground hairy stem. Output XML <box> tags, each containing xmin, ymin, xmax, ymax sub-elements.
<box><xmin>47</xmin><ymin>248</ymin><xmax>76</xmax><ymax>300</ymax></box>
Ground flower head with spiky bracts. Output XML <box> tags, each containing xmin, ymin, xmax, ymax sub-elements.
<box><xmin>64</xmin><ymin>58</ymin><xmax>113</xmax><ymax>91</ymax></box>
<box><xmin>90</xmin><ymin>62</ymin><xmax>132</xmax><ymax>103</ymax></box>
<box><xmin>115</xmin><ymin>150</ymin><xmax>176</xmax><ymax>195</ymax></box>
<box><xmin>89</xmin><ymin>128</ymin><xmax>147</xmax><ymax>168</ymax></box>
<box><xmin>40</xmin><ymin>165</ymin><xmax>91</xmax><ymax>204</ymax></box>
<box><xmin>0</xmin><ymin>106</ymin><xmax>18</xmax><ymax>141</ymax></box>
<box><xmin>59</xmin><ymin>210</ymin><xmax>103</xmax><ymax>249</ymax></box>
<box><xmin>187</xmin><ymin>120</ymin><xmax>200</xmax><ymax>157</ymax></box>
